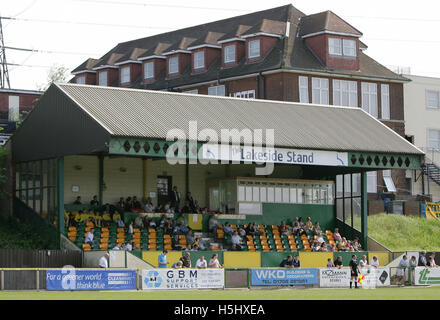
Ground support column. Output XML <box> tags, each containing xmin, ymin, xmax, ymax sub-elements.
<box><xmin>361</xmin><ymin>171</ymin><xmax>368</xmax><ymax>250</ymax></box>
<box><xmin>56</xmin><ymin>157</ymin><xmax>64</xmax><ymax>234</ymax></box>
<box><xmin>143</xmin><ymin>158</ymin><xmax>147</xmax><ymax>199</ymax></box>
<box><xmin>98</xmin><ymin>155</ymin><xmax>104</xmax><ymax>205</ymax></box>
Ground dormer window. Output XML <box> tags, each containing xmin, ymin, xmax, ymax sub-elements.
<box><xmin>144</xmin><ymin>61</ymin><xmax>154</xmax><ymax>80</ymax></box>
<box><xmin>248</xmin><ymin>40</ymin><xmax>260</xmax><ymax>59</ymax></box>
<box><xmin>193</xmin><ymin>51</ymin><xmax>204</xmax><ymax>70</ymax></box>
<box><xmin>169</xmin><ymin>56</ymin><xmax>179</xmax><ymax>74</ymax></box>
<box><xmin>224</xmin><ymin>45</ymin><xmax>236</xmax><ymax>64</ymax></box>
<box><xmin>98</xmin><ymin>71</ymin><xmax>108</xmax><ymax>86</ymax></box>
<box><xmin>76</xmin><ymin>76</ymin><xmax>86</xmax><ymax>84</ymax></box>
<box><xmin>329</xmin><ymin>38</ymin><xmax>356</xmax><ymax>58</ymax></box>
<box><xmin>121</xmin><ymin>66</ymin><xmax>130</xmax><ymax>84</ymax></box>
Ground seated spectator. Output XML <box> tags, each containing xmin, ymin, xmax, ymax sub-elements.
<box><xmin>68</xmin><ymin>212</ymin><xmax>78</xmax><ymax>228</ymax></box>
<box><xmin>209</xmin><ymin>254</ymin><xmax>222</xmax><ymax>268</ymax></box>
<box><xmin>313</xmin><ymin>222</ymin><xmax>322</xmax><ymax>236</ymax></box>
<box><xmin>125</xmin><ymin>241</ymin><xmax>132</xmax><ymax>251</ymax></box>
<box><xmin>186</xmin><ymin>230</ymin><xmax>195</xmax><ymax>247</ymax></box>
<box><xmin>333</xmin><ymin>228</ymin><xmax>342</xmax><ymax>242</ymax></box>
<box><xmin>164</xmin><ymin>220</ymin><xmax>174</xmax><ymax>236</ymax></box>
<box><xmin>238</xmin><ymin>228</ymin><xmax>246</xmax><ymax>237</ymax></box>
<box><xmin>172</xmin><ymin>235</ymin><xmax>183</xmax><ymax>251</ymax></box>
<box><xmin>84</xmin><ymin>228</ymin><xmax>95</xmax><ymax>246</ymax></box>
<box><xmin>180</xmin><ymin>252</ymin><xmax>191</xmax><ymax>268</ymax></box>
<box><xmin>116</xmin><ymin>197</ymin><xmax>125</xmax><ymax>212</ymax></box>
<box><xmin>73</xmin><ymin>196</ymin><xmax>82</xmax><ymax>205</ymax></box>
<box><xmin>131</xmin><ymin>241</ymin><xmax>138</xmax><ymax>251</ymax></box>
<box><xmin>223</xmin><ymin>222</ymin><xmax>233</xmax><ymax>236</ymax></box>
<box><xmin>312</xmin><ymin>241</ymin><xmax>321</xmax><ymax>252</ymax></box>
<box><xmin>298</xmin><ymin>217</ymin><xmax>305</xmax><ymax>228</ymax></box>
<box><xmin>113</xmin><ymin>211</ymin><xmax>124</xmax><ymax>228</ymax></box>
<box><xmin>124</xmin><ymin>197</ymin><xmax>133</xmax><ymax>212</ymax></box>
<box><xmin>85</xmin><ymin>209</ymin><xmax>95</xmax><ymax>223</ymax></box>
<box><xmin>128</xmin><ymin>221</ymin><xmax>134</xmax><ymax>234</ymax></box>
<box><xmin>172</xmin><ymin>261</ymin><xmax>183</xmax><ymax>269</ymax></box>
<box><xmin>428</xmin><ymin>253</ymin><xmax>438</xmax><ymax>267</ymax></box>
<box><xmin>327</xmin><ymin>258</ymin><xmax>335</xmax><ymax>267</ymax></box>
<box><xmin>93</xmin><ymin>211</ymin><xmax>103</xmax><ymax>228</ymax></box>
<box><xmin>159</xmin><ymin>214</ymin><xmax>168</xmax><ymax>229</ymax></box>
<box><xmin>334</xmin><ymin>256</ymin><xmax>343</xmax><ymax>269</ymax></box>
<box><xmin>149</xmin><ymin>219</ymin><xmax>157</xmax><ymax>229</ymax></box>
<box><xmin>134</xmin><ymin>215</ymin><xmax>144</xmax><ymax>229</ymax></box>
<box><xmin>196</xmin><ymin>256</ymin><xmax>207</xmax><ymax>269</ymax></box>
<box><xmin>193</xmin><ymin>200</ymin><xmax>201</xmax><ymax>213</ymax></box>
<box><xmin>315</xmin><ymin>232</ymin><xmax>324</xmax><ymax>245</ymax></box>
<box><xmin>231</xmin><ymin>231</ymin><xmax>242</xmax><ymax>251</ymax></box>
<box><xmin>337</xmin><ymin>237</ymin><xmax>347</xmax><ymax>251</ymax></box>
<box><xmin>181</xmin><ymin>201</ymin><xmax>192</xmax><ymax>214</ymax></box>
<box><xmin>329</xmin><ymin>243</ymin><xmax>337</xmax><ymax>252</ymax></box>
<box><xmin>305</xmin><ymin>217</ymin><xmax>313</xmax><ymax>231</ymax></box>
<box><xmin>209</xmin><ymin>215</ymin><xmax>219</xmax><ymax>235</ymax></box>
<box><xmin>279</xmin><ymin>221</ymin><xmax>290</xmax><ymax>236</ymax></box>
<box><xmin>176</xmin><ymin>214</ymin><xmax>185</xmax><ymax>225</ymax></box>
<box><xmin>370</xmin><ymin>255</ymin><xmax>380</xmax><ymax>268</ymax></box>
<box><xmin>102</xmin><ymin>211</ymin><xmax>112</xmax><ymax>227</ymax></box>
<box><xmin>191</xmin><ymin>244</ymin><xmax>200</xmax><ymax>251</ymax></box>
<box><xmin>292</xmin><ymin>222</ymin><xmax>300</xmax><ymax>236</ymax></box>
<box><xmin>292</xmin><ymin>255</ymin><xmax>300</xmax><ymax>268</ymax></box>
<box><xmin>352</xmin><ymin>238</ymin><xmax>362</xmax><ymax>251</ymax></box>
<box><xmin>175</xmin><ymin>221</ymin><xmax>189</xmax><ymax>235</ymax></box>
<box><xmin>320</xmin><ymin>242</ymin><xmax>328</xmax><ymax>252</ymax></box>
<box><xmin>132</xmin><ymin>196</ymin><xmax>142</xmax><ymax>210</ymax></box>
<box><xmin>359</xmin><ymin>255</ymin><xmax>368</xmax><ymax>268</ymax></box>
<box><xmin>144</xmin><ymin>198</ymin><xmax>155</xmax><ymax>213</ymax></box>
<box><xmin>248</xmin><ymin>222</ymin><xmax>263</xmax><ymax>236</ymax></box>
<box><xmin>280</xmin><ymin>255</ymin><xmax>294</xmax><ymax>268</ymax></box>
<box><xmin>186</xmin><ymin>192</ymin><xmax>196</xmax><ymax>212</ymax></box>
<box><xmin>90</xmin><ymin>195</ymin><xmax>99</xmax><ymax>206</ymax></box>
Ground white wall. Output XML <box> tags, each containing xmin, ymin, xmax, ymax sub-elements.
<box><xmin>64</xmin><ymin>155</ymin><xmax>99</xmax><ymax>205</ymax></box>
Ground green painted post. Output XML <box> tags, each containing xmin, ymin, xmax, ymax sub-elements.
<box><xmin>98</xmin><ymin>155</ymin><xmax>104</xmax><ymax>205</ymax></box>
<box><xmin>57</xmin><ymin>157</ymin><xmax>64</xmax><ymax>235</ymax></box>
<box><xmin>361</xmin><ymin>171</ymin><xmax>368</xmax><ymax>250</ymax></box>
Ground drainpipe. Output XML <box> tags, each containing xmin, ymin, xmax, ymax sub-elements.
<box><xmin>259</xmin><ymin>71</ymin><xmax>267</xmax><ymax>100</ymax></box>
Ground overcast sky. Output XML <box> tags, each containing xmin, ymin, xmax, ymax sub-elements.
<box><xmin>2</xmin><ymin>0</ymin><xmax>440</xmax><ymax>90</ymax></box>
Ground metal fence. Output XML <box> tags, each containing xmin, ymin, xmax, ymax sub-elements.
<box><xmin>0</xmin><ymin>250</ymin><xmax>82</xmax><ymax>268</ymax></box>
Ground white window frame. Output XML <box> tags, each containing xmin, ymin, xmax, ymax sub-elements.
<box><xmin>428</xmin><ymin>129</ymin><xmax>440</xmax><ymax>151</ymax></box>
<box><xmin>248</xmin><ymin>40</ymin><xmax>260</xmax><ymax>59</ymax></box>
<box><xmin>299</xmin><ymin>76</ymin><xmax>309</xmax><ymax>103</ymax></box>
<box><xmin>193</xmin><ymin>51</ymin><xmax>205</xmax><ymax>70</ymax></box>
<box><xmin>383</xmin><ymin>170</ymin><xmax>396</xmax><ymax>193</ymax></box>
<box><xmin>329</xmin><ymin>38</ymin><xmax>342</xmax><ymax>56</ymax></box>
<box><xmin>8</xmin><ymin>95</ymin><xmax>19</xmax><ymax>122</ymax></box>
<box><xmin>208</xmin><ymin>85</ymin><xmax>225</xmax><ymax>96</ymax></box>
<box><xmin>98</xmin><ymin>71</ymin><xmax>108</xmax><ymax>86</ymax></box>
<box><xmin>120</xmin><ymin>66</ymin><xmax>130</xmax><ymax>84</ymax></box>
<box><xmin>76</xmin><ymin>76</ymin><xmax>86</xmax><ymax>84</ymax></box>
<box><xmin>426</xmin><ymin>90</ymin><xmax>440</xmax><ymax>109</ymax></box>
<box><xmin>311</xmin><ymin>77</ymin><xmax>329</xmax><ymax>105</ymax></box>
<box><xmin>168</xmin><ymin>56</ymin><xmax>179</xmax><ymax>75</ymax></box>
<box><xmin>361</xmin><ymin>82</ymin><xmax>378</xmax><ymax>118</ymax></box>
<box><xmin>367</xmin><ymin>171</ymin><xmax>377</xmax><ymax>193</ymax></box>
<box><xmin>342</xmin><ymin>39</ymin><xmax>356</xmax><ymax>57</ymax></box>
<box><xmin>144</xmin><ymin>61</ymin><xmax>154</xmax><ymax>80</ymax></box>
<box><xmin>381</xmin><ymin>84</ymin><xmax>390</xmax><ymax>120</ymax></box>
<box><xmin>333</xmin><ymin>79</ymin><xmax>357</xmax><ymax>107</ymax></box>
<box><xmin>185</xmin><ymin>89</ymin><xmax>198</xmax><ymax>94</ymax></box>
<box><xmin>224</xmin><ymin>45</ymin><xmax>236</xmax><ymax>64</ymax></box>
<box><xmin>230</xmin><ymin>90</ymin><xmax>255</xmax><ymax>99</ymax></box>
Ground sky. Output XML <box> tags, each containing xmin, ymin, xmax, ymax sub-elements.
<box><xmin>2</xmin><ymin>0</ymin><xmax>440</xmax><ymax>90</ymax></box>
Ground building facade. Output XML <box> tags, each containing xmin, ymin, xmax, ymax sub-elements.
<box><xmin>71</xmin><ymin>5</ymin><xmax>410</xmax><ymax>206</ymax></box>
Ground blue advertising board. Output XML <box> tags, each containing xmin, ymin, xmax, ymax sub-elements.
<box><xmin>46</xmin><ymin>269</ymin><xmax>137</xmax><ymax>291</ymax></box>
<box><xmin>251</xmin><ymin>268</ymin><xmax>318</xmax><ymax>286</ymax></box>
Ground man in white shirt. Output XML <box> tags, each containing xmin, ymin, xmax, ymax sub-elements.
<box><xmin>231</xmin><ymin>231</ymin><xmax>242</xmax><ymax>250</ymax></box>
<box><xmin>370</xmin><ymin>256</ymin><xmax>380</xmax><ymax>268</ymax></box>
<box><xmin>196</xmin><ymin>256</ymin><xmax>207</xmax><ymax>269</ymax></box>
<box><xmin>125</xmin><ymin>242</ymin><xmax>132</xmax><ymax>251</ymax></box>
<box><xmin>85</xmin><ymin>228</ymin><xmax>95</xmax><ymax>246</ymax></box>
<box><xmin>99</xmin><ymin>253</ymin><xmax>109</xmax><ymax>268</ymax></box>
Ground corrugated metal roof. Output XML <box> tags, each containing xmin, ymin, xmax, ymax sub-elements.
<box><xmin>57</xmin><ymin>83</ymin><xmax>423</xmax><ymax>155</ymax></box>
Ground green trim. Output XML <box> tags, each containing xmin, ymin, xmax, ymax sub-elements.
<box><xmin>361</xmin><ymin>171</ymin><xmax>368</xmax><ymax>250</ymax></box>
<box><xmin>348</xmin><ymin>152</ymin><xmax>421</xmax><ymax>170</ymax></box>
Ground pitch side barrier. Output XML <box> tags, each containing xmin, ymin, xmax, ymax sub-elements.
<box><xmin>4</xmin><ymin>266</ymin><xmax>440</xmax><ymax>291</ymax></box>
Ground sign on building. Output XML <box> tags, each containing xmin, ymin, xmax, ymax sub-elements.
<box><xmin>142</xmin><ymin>269</ymin><xmax>225</xmax><ymax>290</ymax></box>
<box><xmin>251</xmin><ymin>268</ymin><xmax>318</xmax><ymax>286</ymax></box>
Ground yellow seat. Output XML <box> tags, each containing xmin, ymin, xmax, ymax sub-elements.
<box><xmin>99</xmin><ymin>244</ymin><xmax>108</xmax><ymax>250</ymax></box>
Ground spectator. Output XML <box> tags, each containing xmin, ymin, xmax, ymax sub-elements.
<box><xmin>124</xmin><ymin>197</ymin><xmax>133</xmax><ymax>212</ymax></box>
<box><xmin>370</xmin><ymin>256</ymin><xmax>380</xmax><ymax>268</ymax></box>
<box><xmin>99</xmin><ymin>253</ymin><xmax>109</xmax><ymax>268</ymax></box>
<box><xmin>231</xmin><ymin>231</ymin><xmax>242</xmax><ymax>251</ymax></box>
<box><xmin>305</xmin><ymin>217</ymin><xmax>313</xmax><ymax>231</ymax></box>
<box><xmin>315</xmin><ymin>232</ymin><xmax>324</xmax><ymax>245</ymax></box>
<box><xmin>116</xmin><ymin>197</ymin><xmax>125</xmax><ymax>212</ymax></box>
<box><xmin>279</xmin><ymin>221</ymin><xmax>290</xmax><ymax>236</ymax></box>
<box><xmin>333</xmin><ymin>228</ymin><xmax>342</xmax><ymax>242</ymax></box>
<box><xmin>313</xmin><ymin>222</ymin><xmax>322</xmax><ymax>236</ymax></box>
<box><xmin>175</xmin><ymin>221</ymin><xmax>189</xmax><ymax>235</ymax></box>
<box><xmin>172</xmin><ymin>235</ymin><xmax>183</xmax><ymax>251</ymax></box>
<box><xmin>327</xmin><ymin>258</ymin><xmax>335</xmax><ymax>267</ymax></box>
<box><xmin>352</xmin><ymin>238</ymin><xmax>362</xmax><ymax>251</ymax></box>
<box><xmin>320</xmin><ymin>242</ymin><xmax>328</xmax><ymax>252</ymax></box>
<box><xmin>298</xmin><ymin>217</ymin><xmax>305</xmax><ymax>228</ymax></box>
<box><xmin>113</xmin><ymin>211</ymin><xmax>124</xmax><ymax>228</ymax></box>
<box><xmin>93</xmin><ymin>211</ymin><xmax>103</xmax><ymax>228</ymax></box>
<box><xmin>337</xmin><ymin>237</ymin><xmax>347</xmax><ymax>251</ymax></box>
<box><xmin>102</xmin><ymin>211</ymin><xmax>112</xmax><ymax>227</ymax></box>
<box><xmin>428</xmin><ymin>253</ymin><xmax>437</xmax><ymax>267</ymax></box>
<box><xmin>238</xmin><ymin>228</ymin><xmax>246</xmax><ymax>238</ymax></box>
<box><xmin>128</xmin><ymin>221</ymin><xmax>134</xmax><ymax>235</ymax></box>
<box><xmin>132</xmin><ymin>196</ymin><xmax>142</xmax><ymax>210</ymax></box>
<box><xmin>209</xmin><ymin>254</ymin><xmax>222</xmax><ymax>268</ymax></box>
<box><xmin>73</xmin><ymin>196</ymin><xmax>82</xmax><ymax>205</ymax></box>
<box><xmin>180</xmin><ymin>252</ymin><xmax>191</xmax><ymax>268</ymax></box>
<box><xmin>334</xmin><ymin>256</ymin><xmax>343</xmax><ymax>269</ymax></box>
<box><xmin>396</xmin><ymin>255</ymin><xmax>409</xmax><ymax>285</ymax></box>
<box><xmin>68</xmin><ymin>212</ymin><xmax>77</xmax><ymax>228</ymax></box>
<box><xmin>292</xmin><ymin>255</ymin><xmax>300</xmax><ymax>268</ymax></box>
<box><xmin>149</xmin><ymin>219</ymin><xmax>157</xmax><ymax>229</ymax></box>
<box><xmin>186</xmin><ymin>230</ymin><xmax>195</xmax><ymax>247</ymax></box>
<box><xmin>85</xmin><ymin>228</ymin><xmax>95</xmax><ymax>246</ymax></box>
<box><xmin>329</xmin><ymin>243</ymin><xmax>337</xmax><ymax>252</ymax></box>
<box><xmin>196</xmin><ymin>256</ymin><xmax>207</xmax><ymax>269</ymax></box>
<box><xmin>131</xmin><ymin>241</ymin><xmax>138</xmax><ymax>251</ymax></box>
<box><xmin>209</xmin><ymin>215</ymin><xmax>219</xmax><ymax>235</ymax></box>
<box><xmin>164</xmin><ymin>221</ymin><xmax>174</xmax><ymax>236</ymax></box>
<box><xmin>125</xmin><ymin>242</ymin><xmax>132</xmax><ymax>251</ymax></box>
<box><xmin>144</xmin><ymin>198</ymin><xmax>155</xmax><ymax>213</ymax></box>
<box><xmin>349</xmin><ymin>254</ymin><xmax>360</xmax><ymax>289</ymax></box>
<box><xmin>418</xmin><ymin>251</ymin><xmax>428</xmax><ymax>267</ymax></box>
<box><xmin>280</xmin><ymin>255</ymin><xmax>294</xmax><ymax>268</ymax></box>
<box><xmin>250</xmin><ymin>222</ymin><xmax>263</xmax><ymax>236</ymax></box>
<box><xmin>159</xmin><ymin>214</ymin><xmax>168</xmax><ymax>229</ymax></box>
<box><xmin>112</xmin><ymin>243</ymin><xmax>121</xmax><ymax>250</ymax></box>
<box><xmin>292</xmin><ymin>222</ymin><xmax>300</xmax><ymax>236</ymax></box>
<box><xmin>134</xmin><ymin>215</ymin><xmax>144</xmax><ymax>229</ymax></box>
<box><xmin>191</xmin><ymin>244</ymin><xmax>200</xmax><ymax>251</ymax></box>
<box><xmin>186</xmin><ymin>192</ymin><xmax>196</xmax><ymax>212</ymax></box>
<box><xmin>172</xmin><ymin>261</ymin><xmax>183</xmax><ymax>269</ymax></box>
<box><xmin>90</xmin><ymin>195</ymin><xmax>99</xmax><ymax>206</ymax></box>
<box><xmin>359</xmin><ymin>255</ymin><xmax>368</xmax><ymax>268</ymax></box>
<box><xmin>170</xmin><ymin>186</ymin><xmax>181</xmax><ymax>213</ymax></box>
<box><xmin>223</xmin><ymin>222</ymin><xmax>233</xmax><ymax>236</ymax></box>
<box><xmin>409</xmin><ymin>256</ymin><xmax>417</xmax><ymax>285</ymax></box>
<box><xmin>181</xmin><ymin>201</ymin><xmax>192</xmax><ymax>214</ymax></box>
<box><xmin>158</xmin><ymin>250</ymin><xmax>169</xmax><ymax>268</ymax></box>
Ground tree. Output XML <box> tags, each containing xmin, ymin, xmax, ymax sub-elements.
<box><xmin>37</xmin><ymin>64</ymin><xmax>70</xmax><ymax>92</ymax></box>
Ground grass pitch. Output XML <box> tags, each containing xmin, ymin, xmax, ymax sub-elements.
<box><xmin>0</xmin><ymin>286</ymin><xmax>439</xmax><ymax>300</ymax></box>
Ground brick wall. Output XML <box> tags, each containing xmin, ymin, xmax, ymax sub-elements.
<box><xmin>0</xmin><ymin>92</ymin><xmax>40</xmax><ymax>121</ymax></box>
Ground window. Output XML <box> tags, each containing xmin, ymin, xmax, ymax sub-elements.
<box><xmin>121</xmin><ymin>66</ymin><xmax>130</xmax><ymax>83</ymax></box>
<box><xmin>428</xmin><ymin>129</ymin><xmax>440</xmax><ymax>150</ymax></box>
<box><xmin>168</xmin><ymin>56</ymin><xmax>179</xmax><ymax>75</ymax></box>
<box><xmin>193</xmin><ymin>51</ymin><xmax>205</xmax><ymax>70</ymax></box>
<box><xmin>98</xmin><ymin>71</ymin><xmax>108</xmax><ymax>86</ymax></box>
<box><xmin>333</xmin><ymin>80</ymin><xmax>357</xmax><ymax>107</ymax></box>
<box><xmin>361</xmin><ymin>82</ymin><xmax>378</xmax><ymax>118</ymax></box>
<box><xmin>76</xmin><ymin>76</ymin><xmax>86</xmax><ymax>84</ymax></box>
<box><xmin>367</xmin><ymin>171</ymin><xmax>377</xmax><ymax>193</ymax></box>
<box><xmin>8</xmin><ymin>95</ymin><xmax>19</xmax><ymax>122</ymax></box>
<box><xmin>224</xmin><ymin>45</ymin><xmax>236</xmax><ymax>64</ymax></box>
<box><xmin>185</xmin><ymin>89</ymin><xmax>198</xmax><ymax>94</ymax></box>
<box><xmin>383</xmin><ymin>170</ymin><xmax>396</xmax><ymax>193</ymax></box>
<box><xmin>208</xmin><ymin>85</ymin><xmax>225</xmax><ymax>96</ymax></box>
<box><xmin>144</xmin><ymin>62</ymin><xmax>154</xmax><ymax>80</ymax></box>
<box><xmin>381</xmin><ymin>84</ymin><xmax>390</xmax><ymax>119</ymax></box>
<box><xmin>312</xmin><ymin>78</ymin><xmax>329</xmax><ymax>105</ymax></box>
<box><xmin>230</xmin><ymin>90</ymin><xmax>255</xmax><ymax>99</ymax></box>
<box><xmin>427</xmin><ymin>90</ymin><xmax>440</xmax><ymax>109</ymax></box>
<box><xmin>248</xmin><ymin>40</ymin><xmax>260</xmax><ymax>59</ymax></box>
<box><xmin>343</xmin><ymin>39</ymin><xmax>356</xmax><ymax>57</ymax></box>
<box><xmin>299</xmin><ymin>76</ymin><xmax>309</xmax><ymax>103</ymax></box>
<box><xmin>329</xmin><ymin>38</ymin><xmax>342</xmax><ymax>56</ymax></box>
